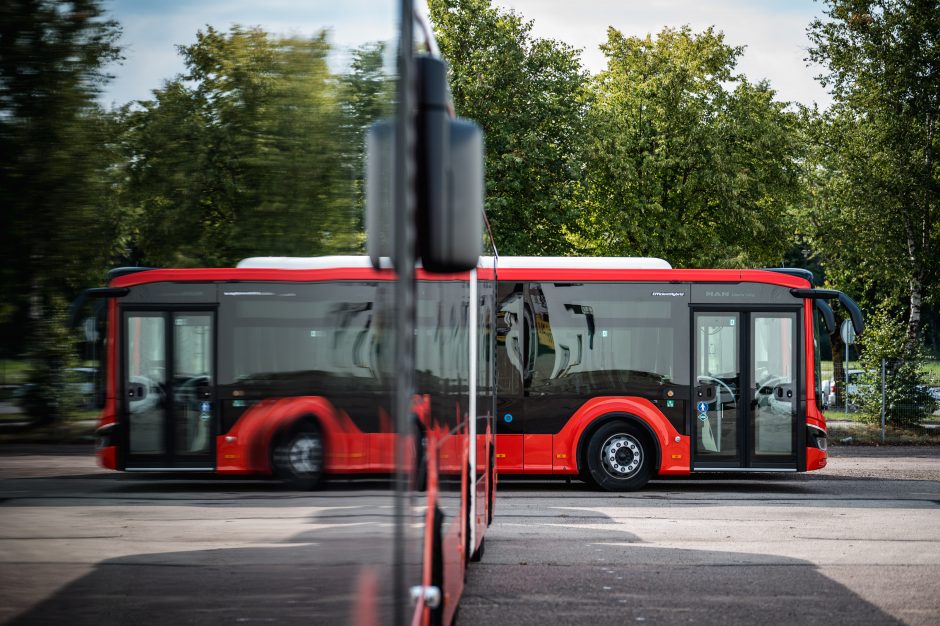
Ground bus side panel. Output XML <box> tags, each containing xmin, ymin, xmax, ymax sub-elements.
<box><xmin>803</xmin><ymin>299</ymin><xmax>820</xmax><ymax>414</ymax></box>
<box><xmin>473</xmin><ymin>420</ymin><xmax>491</xmax><ymax>546</ymax></box>
<box><xmin>494</xmin><ymin>434</ymin><xmax>523</xmax><ymax>472</ymax></box>
<box><xmin>553</xmin><ymin>396</ymin><xmax>691</xmax><ymax>476</ymax></box>
<box><xmin>417</xmin><ymin>426</ymin><xmax>442</xmax><ymax>626</ymax></box>
<box><xmin>435</xmin><ymin>425</ymin><xmax>467</xmax><ymax>626</ymax></box>
<box><xmin>803</xmin><ymin>299</ymin><xmax>828</xmax><ymax>472</ymax></box>
<box><xmin>807</xmin><ymin>447</ymin><xmax>827</xmax><ymax>471</ymax></box>
<box><xmin>523</xmin><ymin>434</ymin><xmax>552</xmax><ymax>473</ymax></box>
<box><xmin>96</xmin><ymin>298</ymin><xmax>120</xmax><ymax>470</ymax></box>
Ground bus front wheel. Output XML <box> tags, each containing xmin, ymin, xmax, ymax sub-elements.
<box><xmin>585</xmin><ymin>421</ymin><xmax>652</xmax><ymax>491</ymax></box>
<box><xmin>272</xmin><ymin>421</ymin><xmax>324</xmax><ymax>490</ymax></box>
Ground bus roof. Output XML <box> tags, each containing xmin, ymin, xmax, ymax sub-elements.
<box><xmin>110</xmin><ymin>256</ymin><xmax>809</xmax><ymax>290</ymax></box>
<box><xmin>484</xmin><ymin>256</ymin><xmax>672</xmax><ymax>270</ymax></box>
<box><xmin>237</xmin><ymin>256</ymin><xmax>386</xmax><ymax>269</ymax></box>
<box><xmin>237</xmin><ymin>255</ymin><xmax>672</xmax><ymax>271</ymax></box>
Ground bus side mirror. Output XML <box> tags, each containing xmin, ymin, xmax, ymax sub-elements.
<box><xmin>420</xmin><ymin>115</ymin><xmax>483</xmax><ymax>273</ymax></box>
<box><xmin>365</xmin><ymin>119</ymin><xmax>394</xmax><ymax>267</ymax></box>
<box><xmin>365</xmin><ymin>57</ymin><xmax>484</xmax><ymax>273</ymax></box>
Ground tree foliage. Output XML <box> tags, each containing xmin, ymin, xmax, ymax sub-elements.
<box><xmin>428</xmin><ymin>0</ymin><xmax>589</xmax><ymax>255</ymax></box>
<box><xmin>121</xmin><ymin>27</ymin><xmax>389</xmax><ymax>267</ymax></box>
<box><xmin>856</xmin><ymin>306</ymin><xmax>936</xmax><ymax>425</ymax></box>
<box><xmin>0</xmin><ymin>0</ymin><xmax>122</xmax><ymax>420</ymax></box>
<box><xmin>572</xmin><ymin>27</ymin><xmax>802</xmax><ymax>267</ymax></box>
<box><xmin>0</xmin><ymin>0</ymin><xmax>122</xmax><ymax>347</ymax></box>
<box><xmin>806</xmin><ymin>0</ymin><xmax>940</xmax><ymax>347</ymax></box>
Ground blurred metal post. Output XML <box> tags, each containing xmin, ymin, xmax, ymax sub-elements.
<box><xmin>841</xmin><ymin>319</ymin><xmax>856</xmax><ymax>415</ymax></box>
<box><xmin>881</xmin><ymin>358</ymin><xmax>886</xmax><ymax>443</ymax></box>
<box><xmin>845</xmin><ymin>346</ymin><xmax>849</xmax><ymax>416</ymax></box>
<box><xmin>393</xmin><ymin>0</ymin><xmax>415</xmax><ymax>624</ymax></box>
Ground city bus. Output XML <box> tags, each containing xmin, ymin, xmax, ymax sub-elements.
<box><xmin>492</xmin><ymin>256</ymin><xmax>862</xmax><ymax>490</ymax></box>
<box><xmin>80</xmin><ymin>255</ymin><xmax>495</xmax><ymax>625</ymax></box>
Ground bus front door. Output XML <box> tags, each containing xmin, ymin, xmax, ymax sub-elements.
<box><xmin>123</xmin><ymin>310</ymin><xmax>216</xmax><ymax>470</ymax></box>
<box><xmin>692</xmin><ymin>310</ymin><xmax>799</xmax><ymax>470</ymax></box>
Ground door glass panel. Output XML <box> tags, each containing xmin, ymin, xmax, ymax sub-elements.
<box><xmin>694</xmin><ymin>313</ymin><xmax>740</xmax><ymax>459</ymax></box>
<box><xmin>126</xmin><ymin>314</ymin><xmax>166</xmax><ymax>454</ymax></box>
<box><xmin>495</xmin><ymin>282</ymin><xmax>524</xmax><ymax>433</ymax></box>
<box><xmin>173</xmin><ymin>313</ymin><xmax>213</xmax><ymax>456</ymax></box>
<box><xmin>752</xmin><ymin>314</ymin><xmax>795</xmax><ymax>456</ymax></box>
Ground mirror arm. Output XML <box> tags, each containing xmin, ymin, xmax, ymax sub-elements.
<box><xmin>790</xmin><ymin>288</ymin><xmax>864</xmax><ymax>336</ymax></box>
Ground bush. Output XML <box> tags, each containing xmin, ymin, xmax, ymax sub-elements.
<box><xmin>856</xmin><ymin>308</ymin><xmax>936</xmax><ymax>426</ymax></box>
<box><xmin>22</xmin><ymin>296</ymin><xmax>82</xmax><ymax>425</ymax></box>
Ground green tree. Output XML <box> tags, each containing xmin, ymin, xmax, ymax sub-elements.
<box><xmin>807</xmin><ymin>0</ymin><xmax>940</xmax><ymax>350</ymax></box>
<box><xmin>428</xmin><ymin>0</ymin><xmax>589</xmax><ymax>255</ymax></box>
<box><xmin>573</xmin><ymin>26</ymin><xmax>802</xmax><ymax>267</ymax></box>
<box><xmin>122</xmin><ymin>27</ymin><xmax>386</xmax><ymax>267</ymax></box>
<box><xmin>0</xmin><ymin>0</ymin><xmax>122</xmax><ymax>421</ymax></box>
<box><xmin>856</xmin><ymin>307</ymin><xmax>936</xmax><ymax>425</ymax></box>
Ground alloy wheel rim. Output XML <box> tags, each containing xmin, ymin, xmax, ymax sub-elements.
<box><xmin>601</xmin><ymin>433</ymin><xmax>642</xmax><ymax>478</ymax></box>
<box><xmin>287</xmin><ymin>434</ymin><xmax>322</xmax><ymax>475</ymax></box>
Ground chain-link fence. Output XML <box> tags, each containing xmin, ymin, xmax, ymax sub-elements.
<box><xmin>821</xmin><ymin>360</ymin><xmax>940</xmax><ymax>423</ymax></box>
<box><xmin>867</xmin><ymin>360</ymin><xmax>940</xmax><ymax>427</ymax></box>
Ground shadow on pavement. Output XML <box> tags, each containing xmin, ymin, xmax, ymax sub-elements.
<box><xmin>4</xmin><ymin>504</ymin><xmax>904</xmax><ymax>626</ymax></box>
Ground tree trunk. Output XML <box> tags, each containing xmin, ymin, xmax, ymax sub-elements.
<box><xmin>832</xmin><ymin>330</ymin><xmax>845</xmax><ymax>408</ymax></box>
<box><xmin>906</xmin><ymin>270</ymin><xmax>924</xmax><ymax>353</ymax></box>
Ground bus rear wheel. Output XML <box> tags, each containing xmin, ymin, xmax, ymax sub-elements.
<box><xmin>272</xmin><ymin>422</ymin><xmax>324</xmax><ymax>490</ymax></box>
<box><xmin>585</xmin><ymin>421</ymin><xmax>652</xmax><ymax>491</ymax></box>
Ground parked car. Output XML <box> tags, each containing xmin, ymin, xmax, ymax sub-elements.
<box><xmin>822</xmin><ymin>369</ymin><xmax>871</xmax><ymax>409</ymax></box>
<box><xmin>12</xmin><ymin>367</ymin><xmax>98</xmax><ymax>409</ymax></box>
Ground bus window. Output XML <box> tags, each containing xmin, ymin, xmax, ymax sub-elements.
<box><xmin>527</xmin><ymin>282</ymin><xmax>689</xmax><ymax>395</ymax></box>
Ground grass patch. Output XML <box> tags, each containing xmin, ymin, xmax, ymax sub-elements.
<box><xmin>823</xmin><ymin>409</ymin><xmax>869</xmax><ymax>422</ymax></box>
<box><xmin>828</xmin><ymin>421</ymin><xmax>940</xmax><ymax>445</ymax></box>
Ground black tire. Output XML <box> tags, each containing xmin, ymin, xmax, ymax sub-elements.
<box><xmin>584</xmin><ymin>420</ymin><xmax>653</xmax><ymax>491</ymax></box>
<box><xmin>272</xmin><ymin>421</ymin><xmax>324</xmax><ymax>490</ymax></box>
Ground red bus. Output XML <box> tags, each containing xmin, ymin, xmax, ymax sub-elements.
<box><xmin>82</xmin><ymin>255</ymin><xmax>496</xmax><ymax>625</ymax></box>
<box><xmin>492</xmin><ymin>256</ymin><xmax>862</xmax><ymax>490</ymax></box>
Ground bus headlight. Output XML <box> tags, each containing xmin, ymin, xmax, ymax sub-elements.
<box><xmin>807</xmin><ymin>425</ymin><xmax>827</xmax><ymax>451</ymax></box>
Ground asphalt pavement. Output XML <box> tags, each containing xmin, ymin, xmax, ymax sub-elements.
<box><xmin>1</xmin><ymin>445</ymin><xmax>938</xmax><ymax>625</ymax></box>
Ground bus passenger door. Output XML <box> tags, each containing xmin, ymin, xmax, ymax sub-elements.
<box><xmin>495</xmin><ymin>282</ymin><xmax>525</xmax><ymax>472</ymax></box>
<box><xmin>749</xmin><ymin>312</ymin><xmax>798</xmax><ymax>468</ymax></box>
<box><xmin>692</xmin><ymin>312</ymin><xmax>743</xmax><ymax>467</ymax></box>
<box><xmin>123</xmin><ymin>310</ymin><xmax>216</xmax><ymax>470</ymax></box>
<box><xmin>692</xmin><ymin>310</ymin><xmax>799</xmax><ymax>470</ymax></box>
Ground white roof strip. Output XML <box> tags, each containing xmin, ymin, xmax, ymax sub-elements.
<box><xmin>487</xmin><ymin>256</ymin><xmax>672</xmax><ymax>270</ymax></box>
<box><xmin>237</xmin><ymin>256</ymin><xmax>384</xmax><ymax>269</ymax></box>
<box><xmin>237</xmin><ymin>255</ymin><xmax>672</xmax><ymax>271</ymax></box>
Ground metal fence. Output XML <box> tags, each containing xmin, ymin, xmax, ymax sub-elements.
<box><xmin>821</xmin><ymin>361</ymin><xmax>940</xmax><ymax>424</ymax></box>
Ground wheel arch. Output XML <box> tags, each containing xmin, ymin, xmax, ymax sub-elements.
<box><xmin>576</xmin><ymin>412</ymin><xmax>662</xmax><ymax>478</ymax></box>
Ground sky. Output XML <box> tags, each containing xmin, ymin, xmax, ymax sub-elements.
<box><xmin>99</xmin><ymin>0</ymin><xmax>399</xmax><ymax>108</ymax></box>
<box><xmin>100</xmin><ymin>0</ymin><xmax>832</xmax><ymax>109</ymax></box>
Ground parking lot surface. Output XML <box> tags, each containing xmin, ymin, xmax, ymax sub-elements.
<box><xmin>1</xmin><ymin>445</ymin><xmax>938</xmax><ymax>625</ymax></box>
